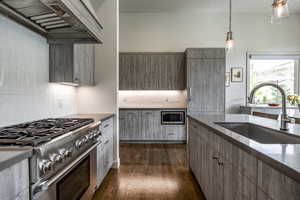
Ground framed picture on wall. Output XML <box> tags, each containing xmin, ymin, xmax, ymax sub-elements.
<box><xmin>231</xmin><ymin>67</ymin><xmax>243</xmax><ymax>82</ymax></box>
<box><xmin>225</xmin><ymin>72</ymin><xmax>230</xmax><ymax>87</ymax></box>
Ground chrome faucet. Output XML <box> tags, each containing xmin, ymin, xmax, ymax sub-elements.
<box><xmin>248</xmin><ymin>82</ymin><xmax>291</xmax><ymax>131</ymax></box>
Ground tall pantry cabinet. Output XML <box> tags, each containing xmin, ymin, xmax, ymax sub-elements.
<box><xmin>186</xmin><ymin>48</ymin><xmax>226</xmax><ymax>113</ymax></box>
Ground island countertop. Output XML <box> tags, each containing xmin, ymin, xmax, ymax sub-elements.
<box><xmin>187</xmin><ymin>113</ymin><xmax>300</xmax><ymax>183</ymax></box>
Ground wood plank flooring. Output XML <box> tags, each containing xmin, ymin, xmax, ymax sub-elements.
<box><xmin>93</xmin><ymin>144</ymin><xmax>205</xmax><ymax>200</ymax></box>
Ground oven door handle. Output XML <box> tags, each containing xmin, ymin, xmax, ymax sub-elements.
<box><xmin>33</xmin><ymin>141</ymin><xmax>100</xmax><ymax>195</ymax></box>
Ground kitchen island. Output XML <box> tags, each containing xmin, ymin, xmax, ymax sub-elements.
<box><xmin>188</xmin><ymin>113</ymin><xmax>300</xmax><ymax>200</ymax></box>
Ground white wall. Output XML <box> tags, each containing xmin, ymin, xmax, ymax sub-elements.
<box><xmin>77</xmin><ymin>0</ymin><xmax>118</xmax><ymax>114</ymax></box>
<box><xmin>77</xmin><ymin>0</ymin><xmax>119</xmax><ymax>166</ymax></box>
<box><xmin>119</xmin><ymin>12</ymin><xmax>300</xmax><ymax>113</ymax></box>
<box><xmin>0</xmin><ymin>14</ymin><xmax>77</xmax><ymax>126</ymax></box>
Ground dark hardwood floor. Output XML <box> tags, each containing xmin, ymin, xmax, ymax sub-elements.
<box><xmin>93</xmin><ymin>144</ymin><xmax>205</xmax><ymax>200</ymax></box>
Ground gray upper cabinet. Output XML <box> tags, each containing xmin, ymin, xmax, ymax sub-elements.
<box><xmin>49</xmin><ymin>43</ymin><xmax>95</xmax><ymax>85</ymax></box>
<box><xmin>119</xmin><ymin>52</ymin><xmax>186</xmax><ymax>90</ymax></box>
<box><xmin>186</xmin><ymin>48</ymin><xmax>225</xmax><ymax>113</ymax></box>
<box><xmin>0</xmin><ymin>0</ymin><xmax>103</xmax><ymax>43</ymax></box>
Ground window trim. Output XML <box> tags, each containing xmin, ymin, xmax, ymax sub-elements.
<box><xmin>246</xmin><ymin>51</ymin><xmax>300</xmax><ymax>105</ymax></box>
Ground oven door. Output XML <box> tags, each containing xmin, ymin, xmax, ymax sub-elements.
<box><xmin>161</xmin><ymin>111</ymin><xmax>185</xmax><ymax>125</ymax></box>
<box><xmin>32</xmin><ymin>143</ymin><xmax>98</xmax><ymax>200</ymax></box>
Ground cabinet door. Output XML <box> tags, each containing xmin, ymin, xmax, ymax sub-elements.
<box><xmin>188</xmin><ymin>123</ymin><xmax>199</xmax><ymax>175</ymax></box>
<box><xmin>119</xmin><ymin>54</ymin><xmax>143</xmax><ymax>90</ymax></box>
<box><xmin>166</xmin><ymin>54</ymin><xmax>186</xmax><ymax>90</ymax></box>
<box><xmin>257</xmin><ymin>161</ymin><xmax>300</xmax><ymax>200</ymax></box>
<box><xmin>74</xmin><ymin>44</ymin><xmax>95</xmax><ymax>85</ymax></box>
<box><xmin>141</xmin><ymin>111</ymin><xmax>155</xmax><ymax>140</ymax></box>
<box><xmin>96</xmin><ymin>144</ymin><xmax>105</xmax><ymax>188</ymax></box>
<box><xmin>187</xmin><ymin>58</ymin><xmax>225</xmax><ymax>113</ymax></box>
<box><xmin>119</xmin><ymin>110</ymin><xmax>140</xmax><ymax>141</ymax></box>
<box><xmin>223</xmin><ymin>161</ymin><xmax>256</xmax><ymax>200</ymax></box>
<box><xmin>107</xmin><ymin>133</ymin><xmax>114</xmax><ymax>168</ymax></box>
<box><xmin>49</xmin><ymin>44</ymin><xmax>74</xmax><ymax>83</ymax></box>
<box><xmin>119</xmin><ymin>111</ymin><xmax>127</xmax><ymax>141</ymax></box>
<box><xmin>126</xmin><ymin>111</ymin><xmax>140</xmax><ymax>140</ymax></box>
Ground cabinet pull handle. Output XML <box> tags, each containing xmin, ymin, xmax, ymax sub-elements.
<box><xmin>104</xmin><ymin>140</ymin><xmax>109</xmax><ymax>144</ymax></box>
<box><xmin>104</xmin><ymin>124</ymin><xmax>109</xmax><ymax>128</ymax></box>
<box><xmin>212</xmin><ymin>156</ymin><xmax>219</xmax><ymax>160</ymax></box>
<box><xmin>218</xmin><ymin>162</ymin><xmax>224</xmax><ymax>166</ymax></box>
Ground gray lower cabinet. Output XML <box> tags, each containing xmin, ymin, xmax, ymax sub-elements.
<box><xmin>119</xmin><ymin>109</ymin><xmax>186</xmax><ymax>142</ymax></box>
<box><xmin>119</xmin><ymin>52</ymin><xmax>186</xmax><ymax>90</ymax></box>
<box><xmin>0</xmin><ymin>159</ymin><xmax>29</xmax><ymax>200</ymax></box>
<box><xmin>119</xmin><ymin>110</ymin><xmax>140</xmax><ymax>140</ymax></box>
<box><xmin>186</xmin><ymin>48</ymin><xmax>225</xmax><ymax>113</ymax></box>
<box><xmin>96</xmin><ymin>117</ymin><xmax>114</xmax><ymax>189</ymax></box>
<box><xmin>50</xmin><ymin>43</ymin><xmax>95</xmax><ymax>86</ymax></box>
<box><xmin>188</xmin><ymin>117</ymin><xmax>300</xmax><ymax>200</ymax></box>
<box><xmin>257</xmin><ymin>160</ymin><xmax>300</xmax><ymax>200</ymax></box>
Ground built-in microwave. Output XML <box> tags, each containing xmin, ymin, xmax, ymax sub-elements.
<box><xmin>161</xmin><ymin>111</ymin><xmax>185</xmax><ymax>125</ymax></box>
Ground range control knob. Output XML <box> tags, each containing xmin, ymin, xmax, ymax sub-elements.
<box><xmin>75</xmin><ymin>140</ymin><xmax>83</xmax><ymax>149</ymax></box>
<box><xmin>88</xmin><ymin>133</ymin><xmax>94</xmax><ymax>140</ymax></box>
<box><xmin>39</xmin><ymin>160</ymin><xmax>54</xmax><ymax>175</ymax></box>
<box><xmin>83</xmin><ymin>135</ymin><xmax>89</xmax><ymax>143</ymax></box>
<box><xmin>65</xmin><ymin>150</ymin><xmax>72</xmax><ymax>158</ymax></box>
<box><xmin>50</xmin><ymin>153</ymin><xmax>63</xmax><ymax>164</ymax></box>
<box><xmin>59</xmin><ymin>149</ymin><xmax>71</xmax><ymax>159</ymax></box>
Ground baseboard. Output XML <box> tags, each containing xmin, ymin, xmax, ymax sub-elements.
<box><xmin>112</xmin><ymin>159</ymin><xmax>120</xmax><ymax>168</ymax></box>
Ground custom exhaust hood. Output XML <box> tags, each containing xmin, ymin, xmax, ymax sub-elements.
<box><xmin>0</xmin><ymin>0</ymin><xmax>103</xmax><ymax>44</ymax></box>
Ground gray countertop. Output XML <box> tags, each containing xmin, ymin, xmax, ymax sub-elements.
<box><xmin>187</xmin><ymin>113</ymin><xmax>300</xmax><ymax>183</ymax></box>
<box><xmin>0</xmin><ymin>147</ymin><xmax>32</xmax><ymax>172</ymax></box>
<box><xmin>68</xmin><ymin>113</ymin><xmax>115</xmax><ymax>122</ymax></box>
<box><xmin>119</xmin><ymin>107</ymin><xmax>186</xmax><ymax>110</ymax></box>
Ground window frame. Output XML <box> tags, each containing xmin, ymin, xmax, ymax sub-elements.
<box><xmin>246</xmin><ymin>51</ymin><xmax>300</xmax><ymax>105</ymax></box>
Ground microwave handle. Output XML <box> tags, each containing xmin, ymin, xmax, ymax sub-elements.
<box><xmin>32</xmin><ymin>142</ymin><xmax>99</xmax><ymax>195</ymax></box>
<box><xmin>188</xmin><ymin>87</ymin><xmax>192</xmax><ymax>102</ymax></box>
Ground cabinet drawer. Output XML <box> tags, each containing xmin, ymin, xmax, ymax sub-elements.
<box><xmin>163</xmin><ymin>126</ymin><xmax>186</xmax><ymax>141</ymax></box>
<box><xmin>101</xmin><ymin>117</ymin><xmax>113</xmax><ymax>138</ymax></box>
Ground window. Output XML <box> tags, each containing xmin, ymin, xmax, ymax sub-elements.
<box><xmin>247</xmin><ymin>53</ymin><xmax>300</xmax><ymax>104</ymax></box>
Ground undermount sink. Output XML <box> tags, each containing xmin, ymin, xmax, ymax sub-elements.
<box><xmin>215</xmin><ymin>122</ymin><xmax>300</xmax><ymax>144</ymax></box>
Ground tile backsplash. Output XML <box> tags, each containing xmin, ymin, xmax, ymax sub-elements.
<box><xmin>118</xmin><ymin>90</ymin><xmax>187</xmax><ymax>108</ymax></box>
<box><xmin>0</xmin><ymin>14</ymin><xmax>77</xmax><ymax>126</ymax></box>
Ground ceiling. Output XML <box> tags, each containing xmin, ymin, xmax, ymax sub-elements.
<box><xmin>120</xmin><ymin>0</ymin><xmax>300</xmax><ymax>13</ymax></box>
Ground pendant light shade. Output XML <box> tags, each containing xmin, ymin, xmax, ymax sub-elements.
<box><xmin>226</xmin><ymin>0</ymin><xmax>234</xmax><ymax>50</ymax></box>
<box><xmin>226</xmin><ymin>31</ymin><xmax>234</xmax><ymax>49</ymax></box>
<box><xmin>271</xmin><ymin>0</ymin><xmax>290</xmax><ymax>23</ymax></box>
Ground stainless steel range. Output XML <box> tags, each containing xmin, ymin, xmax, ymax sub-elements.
<box><xmin>0</xmin><ymin>118</ymin><xmax>101</xmax><ymax>200</ymax></box>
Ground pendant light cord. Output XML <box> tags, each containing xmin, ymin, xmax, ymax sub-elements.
<box><xmin>229</xmin><ymin>0</ymin><xmax>232</xmax><ymax>32</ymax></box>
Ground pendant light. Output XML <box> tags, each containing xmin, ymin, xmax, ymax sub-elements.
<box><xmin>271</xmin><ymin>0</ymin><xmax>290</xmax><ymax>23</ymax></box>
<box><xmin>226</xmin><ymin>0</ymin><xmax>234</xmax><ymax>50</ymax></box>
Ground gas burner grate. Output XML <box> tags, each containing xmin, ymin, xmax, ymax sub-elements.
<box><xmin>0</xmin><ymin>118</ymin><xmax>94</xmax><ymax>146</ymax></box>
